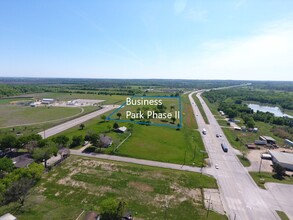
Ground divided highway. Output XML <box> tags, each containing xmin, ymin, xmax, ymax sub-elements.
<box><xmin>189</xmin><ymin>91</ymin><xmax>280</xmax><ymax>220</ymax></box>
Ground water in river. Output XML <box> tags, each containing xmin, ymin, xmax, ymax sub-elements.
<box><xmin>248</xmin><ymin>103</ymin><xmax>293</xmax><ymax>118</ymax></box>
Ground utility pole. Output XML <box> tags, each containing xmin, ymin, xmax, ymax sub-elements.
<box><xmin>206</xmin><ymin>195</ymin><xmax>211</xmax><ymax>219</ymax></box>
<box><xmin>200</xmin><ymin>150</ymin><xmax>207</xmax><ymax>176</ymax></box>
<box><xmin>258</xmin><ymin>156</ymin><xmax>263</xmax><ymax>175</ymax></box>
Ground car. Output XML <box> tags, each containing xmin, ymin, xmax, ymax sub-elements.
<box><xmin>215</xmin><ymin>164</ymin><xmax>219</xmax><ymax>169</ymax></box>
<box><xmin>216</xmin><ymin>134</ymin><xmax>219</xmax><ymax>138</ymax></box>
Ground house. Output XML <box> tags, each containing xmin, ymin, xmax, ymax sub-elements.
<box><xmin>0</xmin><ymin>213</ymin><xmax>17</xmax><ymax>220</ymax></box>
<box><xmin>99</xmin><ymin>134</ymin><xmax>113</xmax><ymax>148</ymax></box>
<box><xmin>115</xmin><ymin>126</ymin><xmax>127</xmax><ymax>133</ymax></box>
<box><xmin>58</xmin><ymin>148</ymin><xmax>70</xmax><ymax>158</ymax></box>
<box><xmin>12</xmin><ymin>154</ymin><xmax>34</xmax><ymax>168</ymax></box>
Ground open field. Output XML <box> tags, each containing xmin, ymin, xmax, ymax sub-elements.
<box><xmin>111</xmin><ymin>96</ymin><xmax>180</xmax><ymax>127</ymax></box>
<box><xmin>0</xmin><ymin>105</ymin><xmax>82</xmax><ymax>127</ymax></box>
<box><xmin>0</xmin><ymin>94</ymin><xmax>123</xmax><ymax>135</ymax></box>
<box><xmin>0</xmin><ymin>156</ymin><xmax>227</xmax><ymax>220</ymax></box>
<box><xmin>249</xmin><ymin>172</ymin><xmax>293</xmax><ymax>189</ymax></box>
<box><xmin>54</xmin><ymin>95</ymin><xmax>206</xmax><ymax>166</ymax></box>
<box><xmin>115</xmin><ymin>95</ymin><xmax>204</xmax><ymax>166</ymax></box>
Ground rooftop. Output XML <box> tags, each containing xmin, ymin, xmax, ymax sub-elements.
<box><xmin>0</xmin><ymin>213</ymin><xmax>17</xmax><ymax>220</ymax></box>
<box><xmin>12</xmin><ymin>153</ymin><xmax>34</xmax><ymax>168</ymax></box>
<box><xmin>269</xmin><ymin>150</ymin><xmax>293</xmax><ymax>164</ymax></box>
<box><xmin>260</xmin><ymin>136</ymin><xmax>276</xmax><ymax>142</ymax></box>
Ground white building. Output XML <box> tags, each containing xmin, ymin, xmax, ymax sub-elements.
<box><xmin>41</xmin><ymin>98</ymin><xmax>55</xmax><ymax>104</ymax></box>
<box><xmin>269</xmin><ymin>150</ymin><xmax>293</xmax><ymax>171</ymax></box>
<box><xmin>0</xmin><ymin>213</ymin><xmax>17</xmax><ymax>220</ymax></box>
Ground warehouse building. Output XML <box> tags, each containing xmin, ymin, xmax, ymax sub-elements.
<box><xmin>41</xmin><ymin>98</ymin><xmax>55</xmax><ymax>104</ymax></box>
<box><xmin>269</xmin><ymin>150</ymin><xmax>293</xmax><ymax>171</ymax></box>
<box><xmin>259</xmin><ymin>136</ymin><xmax>276</xmax><ymax>145</ymax></box>
<box><xmin>284</xmin><ymin>139</ymin><xmax>293</xmax><ymax>148</ymax></box>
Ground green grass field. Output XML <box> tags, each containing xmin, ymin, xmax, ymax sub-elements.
<box><xmin>237</xmin><ymin>155</ymin><xmax>251</xmax><ymax>167</ymax></box>
<box><xmin>54</xmin><ymin>94</ymin><xmax>206</xmax><ymax>166</ymax></box>
<box><xmin>193</xmin><ymin>94</ymin><xmax>209</xmax><ymax>124</ymax></box>
<box><xmin>249</xmin><ymin>172</ymin><xmax>293</xmax><ymax>189</ymax></box>
<box><xmin>276</xmin><ymin>211</ymin><xmax>290</xmax><ymax>220</ymax></box>
<box><xmin>0</xmin><ymin>156</ymin><xmax>227</xmax><ymax>220</ymax></box>
<box><xmin>116</xmin><ymin>95</ymin><xmax>205</xmax><ymax>166</ymax></box>
<box><xmin>0</xmin><ymin>105</ymin><xmax>82</xmax><ymax>127</ymax></box>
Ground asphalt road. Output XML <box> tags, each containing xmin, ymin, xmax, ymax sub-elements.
<box><xmin>38</xmin><ymin>105</ymin><xmax>118</xmax><ymax>138</ymax></box>
<box><xmin>189</xmin><ymin>91</ymin><xmax>280</xmax><ymax>220</ymax></box>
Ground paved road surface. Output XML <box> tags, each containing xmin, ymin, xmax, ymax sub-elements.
<box><xmin>38</xmin><ymin>105</ymin><xmax>118</xmax><ymax>138</ymax></box>
<box><xmin>189</xmin><ymin>91</ymin><xmax>280</xmax><ymax>220</ymax></box>
<box><xmin>70</xmin><ymin>150</ymin><xmax>204</xmax><ymax>173</ymax></box>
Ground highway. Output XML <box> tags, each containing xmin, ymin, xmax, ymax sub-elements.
<box><xmin>38</xmin><ymin>105</ymin><xmax>118</xmax><ymax>138</ymax></box>
<box><xmin>189</xmin><ymin>91</ymin><xmax>280</xmax><ymax>220</ymax></box>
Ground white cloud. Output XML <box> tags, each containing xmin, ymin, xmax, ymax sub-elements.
<box><xmin>189</xmin><ymin>20</ymin><xmax>293</xmax><ymax>80</ymax></box>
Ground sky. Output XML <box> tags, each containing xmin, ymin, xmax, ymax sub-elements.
<box><xmin>0</xmin><ymin>0</ymin><xmax>293</xmax><ymax>80</ymax></box>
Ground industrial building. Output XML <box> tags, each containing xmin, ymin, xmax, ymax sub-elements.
<box><xmin>284</xmin><ymin>139</ymin><xmax>293</xmax><ymax>148</ymax></box>
<box><xmin>41</xmin><ymin>98</ymin><xmax>55</xmax><ymax>104</ymax></box>
<box><xmin>269</xmin><ymin>150</ymin><xmax>293</xmax><ymax>171</ymax></box>
<box><xmin>259</xmin><ymin>136</ymin><xmax>276</xmax><ymax>145</ymax></box>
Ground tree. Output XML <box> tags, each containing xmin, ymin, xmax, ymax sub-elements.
<box><xmin>4</xmin><ymin>177</ymin><xmax>35</xmax><ymax>206</ymax></box>
<box><xmin>113</xmin><ymin>122</ymin><xmax>119</xmax><ymax>129</ymax></box>
<box><xmin>71</xmin><ymin>135</ymin><xmax>83</xmax><ymax>148</ymax></box>
<box><xmin>32</xmin><ymin>141</ymin><xmax>58</xmax><ymax>168</ymax></box>
<box><xmin>246</xmin><ymin>119</ymin><xmax>255</xmax><ymax>128</ymax></box>
<box><xmin>272</xmin><ymin>163</ymin><xmax>286</xmax><ymax>180</ymax></box>
<box><xmin>100</xmin><ymin>198</ymin><xmax>127</xmax><ymax>220</ymax></box>
<box><xmin>87</xmin><ymin>133</ymin><xmax>100</xmax><ymax>147</ymax></box>
<box><xmin>171</xmin><ymin>117</ymin><xmax>176</xmax><ymax>124</ymax></box>
<box><xmin>101</xmin><ymin>115</ymin><xmax>107</xmax><ymax>122</ymax></box>
<box><xmin>79</xmin><ymin>123</ymin><xmax>85</xmax><ymax>130</ymax></box>
<box><xmin>116</xmin><ymin>113</ymin><xmax>122</xmax><ymax>119</ymax></box>
<box><xmin>53</xmin><ymin>135</ymin><xmax>69</xmax><ymax>148</ymax></box>
<box><xmin>24</xmin><ymin>140</ymin><xmax>38</xmax><ymax>153</ymax></box>
<box><xmin>0</xmin><ymin>135</ymin><xmax>17</xmax><ymax>151</ymax></box>
<box><xmin>0</xmin><ymin>158</ymin><xmax>14</xmax><ymax>178</ymax></box>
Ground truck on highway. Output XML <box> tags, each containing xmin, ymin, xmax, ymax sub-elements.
<box><xmin>221</xmin><ymin>143</ymin><xmax>228</xmax><ymax>152</ymax></box>
<box><xmin>202</xmin><ymin>128</ymin><xmax>206</xmax><ymax>135</ymax></box>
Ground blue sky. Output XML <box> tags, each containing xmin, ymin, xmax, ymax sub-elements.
<box><xmin>0</xmin><ymin>0</ymin><xmax>293</xmax><ymax>80</ymax></box>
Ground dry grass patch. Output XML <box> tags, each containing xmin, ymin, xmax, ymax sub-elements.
<box><xmin>128</xmin><ymin>181</ymin><xmax>154</xmax><ymax>192</ymax></box>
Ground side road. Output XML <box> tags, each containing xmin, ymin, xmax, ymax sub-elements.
<box><xmin>38</xmin><ymin>105</ymin><xmax>119</xmax><ymax>138</ymax></box>
<box><xmin>70</xmin><ymin>150</ymin><xmax>204</xmax><ymax>174</ymax></box>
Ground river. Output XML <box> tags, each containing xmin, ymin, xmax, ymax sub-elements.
<box><xmin>248</xmin><ymin>103</ymin><xmax>293</xmax><ymax>118</ymax></box>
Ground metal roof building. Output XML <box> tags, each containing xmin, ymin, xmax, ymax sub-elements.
<box><xmin>260</xmin><ymin>136</ymin><xmax>276</xmax><ymax>144</ymax></box>
<box><xmin>269</xmin><ymin>150</ymin><xmax>293</xmax><ymax>171</ymax></box>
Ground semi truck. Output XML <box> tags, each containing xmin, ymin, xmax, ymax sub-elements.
<box><xmin>221</xmin><ymin>143</ymin><xmax>228</xmax><ymax>152</ymax></box>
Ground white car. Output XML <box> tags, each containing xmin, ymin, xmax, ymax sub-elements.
<box><xmin>215</xmin><ymin>164</ymin><xmax>219</xmax><ymax>169</ymax></box>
